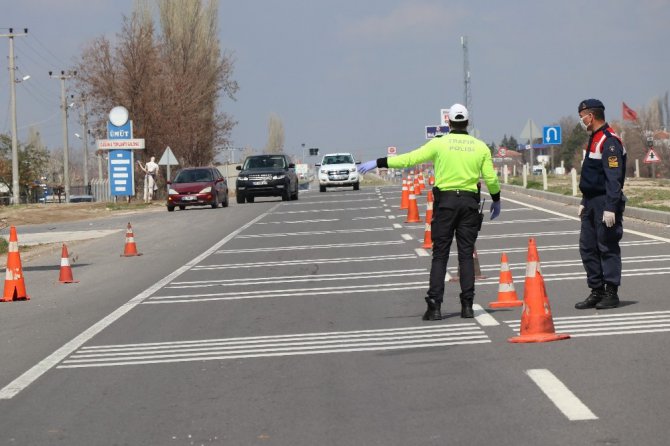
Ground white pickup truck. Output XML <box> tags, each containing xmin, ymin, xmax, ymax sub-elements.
<box><xmin>315</xmin><ymin>153</ymin><xmax>361</xmax><ymax>192</ymax></box>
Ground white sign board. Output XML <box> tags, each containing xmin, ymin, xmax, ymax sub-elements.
<box><xmin>97</xmin><ymin>139</ymin><xmax>146</xmax><ymax>150</ymax></box>
<box><xmin>440</xmin><ymin>109</ymin><xmax>450</xmax><ymax>126</ymax></box>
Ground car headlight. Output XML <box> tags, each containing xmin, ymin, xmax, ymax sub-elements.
<box><xmin>238</xmin><ymin>176</ymin><xmax>248</xmax><ymax>181</ymax></box>
<box><xmin>350</xmin><ymin>167</ymin><xmax>356</xmax><ymax>172</ymax></box>
<box><xmin>168</xmin><ymin>188</ymin><xmax>179</xmax><ymax>195</ymax></box>
<box><xmin>272</xmin><ymin>174</ymin><xmax>286</xmax><ymax>180</ymax></box>
<box><xmin>320</xmin><ymin>169</ymin><xmax>327</xmax><ymax>174</ymax></box>
<box><xmin>199</xmin><ymin>186</ymin><xmax>212</xmax><ymax>194</ymax></box>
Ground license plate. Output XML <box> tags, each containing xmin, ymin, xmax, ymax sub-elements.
<box><xmin>253</xmin><ymin>181</ymin><xmax>268</xmax><ymax>185</ymax></box>
<box><xmin>331</xmin><ymin>176</ymin><xmax>347</xmax><ymax>180</ymax></box>
<box><xmin>182</xmin><ymin>195</ymin><xmax>196</xmax><ymax>201</ymax></box>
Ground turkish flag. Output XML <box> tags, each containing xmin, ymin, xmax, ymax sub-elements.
<box><xmin>622</xmin><ymin>102</ymin><xmax>638</xmax><ymax>121</ymax></box>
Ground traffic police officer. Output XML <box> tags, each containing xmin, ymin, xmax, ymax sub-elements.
<box><xmin>358</xmin><ymin>104</ymin><xmax>501</xmax><ymax>320</ymax></box>
<box><xmin>574</xmin><ymin>99</ymin><xmax>627</xmax><ymax>310</ymax></box>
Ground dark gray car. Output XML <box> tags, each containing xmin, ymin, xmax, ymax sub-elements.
<box><xmin>235</xmin><ymin>154</ymin><xmax>299</xmax><ymax>203</ymax></box>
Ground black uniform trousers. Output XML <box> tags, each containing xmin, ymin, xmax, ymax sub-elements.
<box><xmin>579</xmin><ymin>194</ymin><xmax>624</xmax><ymax>288</ymax></box>
<box><xmin>427</xmin><ymin>190</ymin><xmax>480</xmax><ymax>305</ymax></box>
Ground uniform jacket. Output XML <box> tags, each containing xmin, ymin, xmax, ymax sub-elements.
<box><xmin>579</xmin><ymin>123</ymin><xmax>627</xmax><ymax>212</ymax></box>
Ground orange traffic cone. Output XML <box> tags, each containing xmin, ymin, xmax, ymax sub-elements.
<box><xmin>399</xmin><ymin>178</ymin><xmax>409</xmax><ymax>210</ymax></box>
<box><xmin>2</xmin><ymin>226</ymin><xmax>29</xmax><ymax>301</ymax></box>
<box><xmin>414</xmin><ymin>177</ymin><xmax>421</xmax><ymax>196</ymax></box>
<box><xmin>424</xmin><ymin>189</ymin><xmax>434</xmax><ymax>223</ymax></box>
<box><xmin>405</xmin><ymin>191</ymin><xmax>421</xmax><ymax>223</ymax></box>
<box><xmin>489</xmin><ymin>252</ymin><xmax>522</xmax><ymax>308</ymax></box>
<box><xmin>428</xmin><ymin>175</ymin><xmax>435</xmax><ymax>186</ymax></box>
<box><xmin>58</xmin><ymin>243</ymin><xmax>79</xmax><ymax>284</ymax></box>
<box><xmin>508</xmin><ymin>238</ymin><xmax>570</xmax><ymax>343</ymax></box>
<box><xmin>421</xmin><ymin>222</ymin><xmax>432</xmax><ymax>249</ymax></box>
<box><xmin>121</xmin><ymin>222</ymin><xmax>143</xmax><ymax>257</ymax></box>
<box><xmin>418</xmin><ymin>172</ymin><xmax>425</xmax><ymax>192</ymax></box>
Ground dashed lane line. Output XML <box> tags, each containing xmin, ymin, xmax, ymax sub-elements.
<box><xmin>236</xmin><ymin>227</ymin><xmax>394</xmax><ymax>239</ymax></box>
<box><xmin>526</xmin><ymin>369</ymin><xmax>598</xmax><ymax>421</ymax></box>
<box><xmin>192</xmin><ymin>254</ymin><xmax>417</xmax><ymax>270</ymax></box>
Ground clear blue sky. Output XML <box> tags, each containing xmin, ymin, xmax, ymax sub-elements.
<box><xmin>2</xmin><ymin>0</ymin><xmax>669</xmax><ymax>164</ymax></box>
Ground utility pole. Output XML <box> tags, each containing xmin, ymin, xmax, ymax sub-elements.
<box><xmin>50</xmin><ymin>70</ymin><xmax>76</xmax><ymax>200</ymax></box>
<box><xmin>1</xmin><ymin>28</ymin><xmax>28</xmax><ymax>205</ymax></box>
<box><xmin>461</xmin><ymin>36</ymin><xmax>472</xmax><ymax>125</ymax></box>
<box><xmin>79</xmin><ymin>96</ymin><xmax>90</xmax><ymax>187</ymax></box>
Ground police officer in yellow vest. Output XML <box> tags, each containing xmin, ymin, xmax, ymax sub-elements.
<box><xmin>358</xmin><ymin>104</ymin><xmax>501</xmax><ymax>320</ymax></box>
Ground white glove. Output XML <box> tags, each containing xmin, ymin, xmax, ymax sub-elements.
<box><xmin>578</xmin><ymin>205</ymin><xmax>584</xmax><ymax>217</ymax></box>
<box><xmin>603</xmin><ymin>211</ymin><xmax>615</xmax><ymax>228</ymax></box>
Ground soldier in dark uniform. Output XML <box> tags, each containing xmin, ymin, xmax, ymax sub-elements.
<box><xmin>574</xmin><ymin>99</ymin><xmax>627</xmax><ymax>310</ymax></box>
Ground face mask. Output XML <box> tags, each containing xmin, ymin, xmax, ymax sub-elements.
<box><xmin>579</xmin><ymin>114</ymin><xmax>591</xmax><ymax>131</ymax></box>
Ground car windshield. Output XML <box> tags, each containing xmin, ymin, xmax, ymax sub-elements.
<box><xmin>323</xmin><ymin>155</ymin><xmax>353</xmax><ymax>165</ymax></box>
<box><xmin>174</xmin><ymin>169</ymin><xmax>212</xmax><ymax>183</ymax></box>
<box><xmin>243</xmin><ymin>156</ymin><xmax>286</xmax><ymax>169</ymax></box>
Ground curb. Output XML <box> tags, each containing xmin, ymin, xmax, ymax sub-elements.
<box><xmin>500</xmin><ymin>184</ymin><xmax>670</xmax><ymax>225</ymax></box>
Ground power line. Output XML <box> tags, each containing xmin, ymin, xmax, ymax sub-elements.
<box><xmin>30</xmin><ymin>32</ymin><xmax>64</xmax><ymax>68</ymax></box>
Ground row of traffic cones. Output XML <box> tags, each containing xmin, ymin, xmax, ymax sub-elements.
<box><xmin>1</xmin><ymin>222</ymin><xmax>142</xmax><ymax>302</ymax></box>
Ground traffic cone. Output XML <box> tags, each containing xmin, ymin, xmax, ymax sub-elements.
<box><xmin>121</xmin><ymin>222</ymin><xmax>143</xmax><ymax>257</ymax></box>
<box><xmin>449</xmin><ymin>247</ymin><xmax>486</xmax><ymax>282</ymax></box>
<box><xmin>400</xmin><ymin>177</ymin><xmax>409</xmax><ymax>210</ymax></box>
<box><xmin>489</xmin><ymin>252</ymin><xmax>522</xmax><ymax>308</ymax></box>
<box><xmin>414</xmin><ymin>176</ymin><xmax>421</xmax><ymax>196</ymax></box>
<box><xmin>418</xmin><ymin>172</ymin><xmax>425</xmax><ymax>192</ymax></box>
<box><xmin>58</xmin><ymin>243</ymin><xmax>79</xmax><ymax>284</ymax></box>
<box><xmin>405</xmin><ymin>191</ymin><xmax>421</xmax><ymax>223</ymax></box>
<box><xmin>421</xmin><ymin>222</ymin><xmax>432</xmax><ymax>249</ymax></box>
<box><xmin>508</xmin><ymin>238</ymin><xmax>570</xmax><ymax>343</ymax></box>
<box><xmin>428</xmin><ymin>175</ymin><xmax>435</xmax><ymax>186</ymax></box>
<box><xmin>424</xmin><ymin>189</ymin><xmax>434</xmax><ymax>223</ymax></box>
<box><xmin>2</xmin><ymin>226</ymin><xmax>29</xmax><ymax>302</ymax></box>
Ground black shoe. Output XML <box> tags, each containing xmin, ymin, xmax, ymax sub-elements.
<box><xmin>460</xmin><ymin>304</ymin><xmax>474</xmax><ymax>319</ymax></box>
<box><xmin>422</xmin><ymin>297</ymin><xmax>442</xmax><ymax>321</ymax></box>
<box><xmin>595</xmin><ymin>284</ymin><xmax>620</xmax><ymax>309</ymax></box>
<box><xmin>575</xmin><ymin>287</ymin><xmax>605</xmax><ymax>310</ymax></box>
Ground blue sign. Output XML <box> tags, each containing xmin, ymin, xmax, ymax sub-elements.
<box><xmin>543</xmin><ymin>125</ymin><xmax>562</xmax><ymax>145</ymax></box>
<box><xmin>107</xmin><ymin>120</ymin><xmax>133</xmax><ymax>140</ymax></box>
<box><xmin>425</xmin><ymin>125</ymin><xmax>450</xmax><ymax>139</ymax></box>
<box><xmin>109</xmin><ymin>150</ymin><xmax>135</xmax><ymax>196</ymax></box>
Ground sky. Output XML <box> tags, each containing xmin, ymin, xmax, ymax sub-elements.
<box><xmin>2</xmin><ymin>0</ymin><xmax>670</xmax><ymax>165</ymax></box>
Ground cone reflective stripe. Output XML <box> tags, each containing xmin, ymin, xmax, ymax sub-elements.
<box><xmin>489</xmin><ymin>252</ymin><xmax>522</xmax><ymax>308</ymax></box>
<box><xmin>414</xmin><ymin>177</ymin><xmax>421</xmax><ymax>196</ymax></box>
<box><xmin>121</xmin><ymin>222</ymin><xmax>143</xmax><ymax>257</ymax></box>
<box><xmin>424</xmin><ymin>190</ymin><xmax>434</xmax><ymax>223</ymax></box>
<box><xmin>405</xmin><ymin>192</ymin><xmax>421</xmax><ymax>223</ymax></box>
<box><xmin>508</xmin><ymin>238</ymin><xmax>570</xmax><ymax>343</ymax></box>
<box><xmin>400</xmin><ymin>178</ymin><xmax>409</xmax><ymax>210</ymax></box>
<box><xmin>58</xmin><ymin>243</ymin><xmax>79</xmax><ymax>284</ymax></box>
<box><xmin>2</xmin><ymin>226</ymin><xmax>29</xmax><ymax>301</ymax></box>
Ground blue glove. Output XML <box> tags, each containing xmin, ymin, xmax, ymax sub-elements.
<box><xmin>490</xmin><ymin>200</ymin><xmax>501</xmax><ymax>220</ymax></box>
<box><xmin>358</xmin><ymin>160</ymin><xmax>378</xmax><ymax>174</ymax></box>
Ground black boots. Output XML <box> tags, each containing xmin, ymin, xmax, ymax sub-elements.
<box><xmin>575</xmin><ymin>287</ymin><xmax>605</xmax><ymax>309</ymax></box>
<box><xmin>422</xmin><ymin>297</ymin><xmax>442</xmax><ymax>321</ymax></box>
<box><xmin>460</xmin><ymin>302</ymin><xmax>474</xmax><ymax>318</ymax></box>
<box><xmin>596</xmin><ymin>284</ymin><xmax>620</xmax><ymax>309</ymax></box>
<box><xmin>575</xmin><ymin>285</ymin><xmax>619</xmax><ymax>310</ymax></box>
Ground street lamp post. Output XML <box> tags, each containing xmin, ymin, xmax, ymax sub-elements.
<box><xmin>50</xmin><ymin>70</ymin><xmax>76</xmax><ymax>201</ymax></box>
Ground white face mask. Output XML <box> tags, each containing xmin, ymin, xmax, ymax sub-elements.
<box><xmin>579</xmin><ymin>114</ymin><xmax>591</xmax><ymax>132</ymax></box>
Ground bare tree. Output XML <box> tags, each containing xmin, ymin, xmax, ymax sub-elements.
<box><xmin>265</xmin><ymin>113</ymin><xmax>285</xmax><ymax>154</ymax></box>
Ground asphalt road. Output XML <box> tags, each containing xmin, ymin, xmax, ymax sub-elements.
<box><xmin>1</xmin><ymin>185</ymin><xmax>669</xmax><ymax>445</ymax></box>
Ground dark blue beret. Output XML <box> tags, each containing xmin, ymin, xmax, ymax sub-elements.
<box><xmin>578</xmin><ymin>99</ymin><xmax>605</xmax><ymax>113</ymax></box>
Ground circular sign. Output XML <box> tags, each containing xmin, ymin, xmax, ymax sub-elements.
<box><xmin>498</xmin><ymin>147</ymin><xmax>507</xmax><ymax>157</ymax></box>
<box><xmin>109</xmin><ymin>106</ymin><xmax>129</xmax><ymax>127</ymax></box>
<box><xmin>387</xmin><ymin>146</ymin><xmax>397</xmax><ymax>155</ymax></box>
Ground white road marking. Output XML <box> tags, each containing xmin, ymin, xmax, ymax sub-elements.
<box><xmin>58</xmin><ymin>324</ymin><xmax>490</xmax><ymax>368</ymax></box>
<box><xmin>217</xmin><ymin>240</ymin><xmax>405</xmax><ymax>254</ymax></box>
<box><xmin>526</xmin><ymin>369</ymin><xmax>598</xmax><ymax>421</ymax></box>
<box><xmin>352</xmin><ymin>215</ymin><xmax>387</xmax><ymax>220</ymax></box>
<box><xmin>255</xmin><ymin>218</ymin><xmax>339</xmax><ymax>225</ymax></box>
<box><xmin>472</xmin><ymin>304</ymin><xmax>499</xmax><ymax>326</ymax></box>
<box><xmin>274</xmin><ymin>206</ymin><xmax>382</xmax><ymax>214</ymax></box>
<box><xmin>415</xmin><ymin>248</ymin><xmax>430</xmax><ymax>257</ymax></box>
<box><xmin>0</xmin><ymin>205</ymin><xmax>281</xmax><ymax>400</ymax></box>
<box><xmin>393</xmin><ymin>223</ymin><xmax>402</xmax><ymax>229</ymax></box>
<box><xmin>477</xmin><ymin>230</ymin><xmax>581</xmax><ymax>240</ymax></box>
<box><xmin>387</xmin><ymin>215</ymin><xmax>396</xmax><ymax>220</ymax></box>
<box><xmin>236</xmin><ymin>227</ymin><xmax>394</xmax><ymax>239</ymax></box>
<box><xmin>456</xmin><ymin>239</ymin><xmax>663</xmax><ymax>257</ymax></box>
<box><xmin>485</xmin><ymin>217</ymin><xmax>571</xmax><ymax>225</ymax></box>
<box><xmin>283</xmin><ymin>198</ymin><xmax>381</xmax><ymax>205</ymax></box>
<box><xmin>192</xmin><ymin>254</ymin><xmax>417</xmax><ymax>270</ymax></box>
<box><xmin>401</xmin><ymin>234</ymin><xmax>413</xmax><ymax>240</ymax></box>
<box><xmin>168</xmin><ymin>268</ymin><xmax>427</xmax><ymax>289</ymax></box>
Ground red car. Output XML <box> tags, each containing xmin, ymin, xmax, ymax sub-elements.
<box><xmin>167</xmin><ymin>167</ymin><xmax>229</xmax><ymax>212</ymax></box>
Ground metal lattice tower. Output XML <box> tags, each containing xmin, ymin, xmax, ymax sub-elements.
<box><xmin>461</xmin><ymin>36</ymin><xmax>472</xmax><ymax>122</ymax></box>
